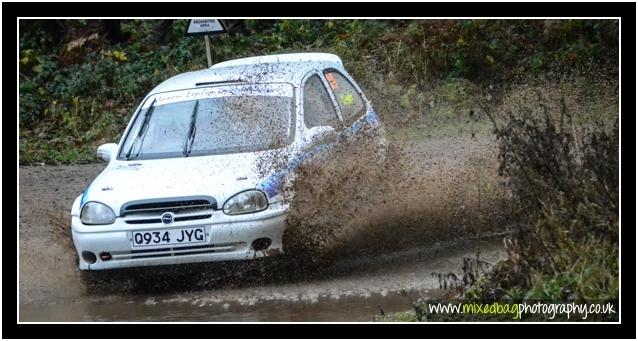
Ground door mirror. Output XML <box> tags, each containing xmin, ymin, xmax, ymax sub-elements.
<box><xmin>306</xmin><ymin>125</ymin><xmax>336</xmax><ymax>139</ymax></box>
<box><xmin>97</xmin><ymin>143</ymin><xmax>118</xmax><ymax>162</ymax></box>
<box><xmin>304</xmin><ymin>126</ymin><xmax>337</xmax><ymax>147</ymax></box>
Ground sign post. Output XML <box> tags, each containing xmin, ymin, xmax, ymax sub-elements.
<box><xmin>204</xmin><ymin>35</ymin><xmax>212</xmax><ymax>67</ymax></box>
<box><xmin>186</xmin><ymin>19</ymin><xmax>228</xmax><ymax>68</ymax></box>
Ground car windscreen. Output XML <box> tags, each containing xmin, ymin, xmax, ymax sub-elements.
<box><xmin>118</xmin><ymin>83</ymin><xmax>295</xmax><ymax>160</ymax></box>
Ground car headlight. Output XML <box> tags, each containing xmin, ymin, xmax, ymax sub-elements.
<box><xmin>80</xmin><ymin>201</ymin><xmax>116</xmax><ymax>225</ymax></box>
<box><xmin>223</xmin><ymin>190</ymin><xmax>268</xmax><ymax>215</ymax></box>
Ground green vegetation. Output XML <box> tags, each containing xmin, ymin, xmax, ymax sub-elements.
<box><xmin>481</xmin><ymin>93</ymin><xmax>619</xmax><ymax>303</ymax></box>
<box><xmin>19</xmin><ymin>19</ymin><xmax>618</xmax><ymax>163</ymax></box>
<box><xmin>381</xmin><ymin>85</ymin><xmax>619</xmax><ymax>322</ymax></box>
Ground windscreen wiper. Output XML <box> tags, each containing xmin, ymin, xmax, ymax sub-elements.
<box><xmin>183</xmin><ymin>100</ymin><xmax>199</xmax><ymax>156</ymax></box>
<box><xmin>126</xmin><ymin>98</ymin><xmax>157</xmax><ymax>160</ymax></box>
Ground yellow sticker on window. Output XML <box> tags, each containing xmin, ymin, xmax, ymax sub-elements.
<box><xmin>341</xmin><ymin>93</ymin><xmax>354</xmax><ymax>106</ymax></box>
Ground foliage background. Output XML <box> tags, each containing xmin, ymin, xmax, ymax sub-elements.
<box><xmin>19</xmin><ymin>19</ymin><xmax>618</xmax><ymax>163</ymax></box>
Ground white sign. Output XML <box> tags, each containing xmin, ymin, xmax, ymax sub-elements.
<box><xmin>186</xmin><ymin>19</ymin><xmax>227</xmax><ymax>36</ymax></box>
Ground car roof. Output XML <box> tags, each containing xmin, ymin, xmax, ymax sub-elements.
<box><xmin>148</xmin><ymin>53</ymin><xmax>344</xmax><ymax>95</ymax></box>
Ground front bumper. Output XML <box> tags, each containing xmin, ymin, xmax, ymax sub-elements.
<box><xmin>72</xmin><ymin>202</ymin><xmax>288</xmax><ymax>270</ymax></box>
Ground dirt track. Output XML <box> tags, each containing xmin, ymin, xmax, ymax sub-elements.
<box><xmin>18</xmin><ymin>136</ymin><xmax>510</xmax><ymax>321</ymax></box>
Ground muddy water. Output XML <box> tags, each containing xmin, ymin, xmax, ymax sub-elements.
<box><xmin>20</xmin><ymin>238</ymin><xmax>506</xmax><ymax>322</ymax></box>
<box><xmin>18</xmin><ymin>136</ymin><xmax>510</xmax><ymax>322</ymax></box>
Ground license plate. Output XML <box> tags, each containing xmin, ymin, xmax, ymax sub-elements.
<box><xmin>131</xmin><ymin>227</ymin><xmax>207</xmax><ymax>248</ymax></box>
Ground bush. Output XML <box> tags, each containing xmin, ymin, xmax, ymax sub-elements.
<box><xmin>481</xmin><ymin>92</ymin><xmax>619</xmax><ymax>301</ymax></box>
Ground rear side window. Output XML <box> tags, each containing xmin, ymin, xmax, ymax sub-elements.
<box><xmin>323</xmin><ymin>70</ymin><xmax>366</xmax><ymax>126</ymax></box>
<box><xmin>303</xmin><ymin>75</ymin><xmax>340</xmax><ymax>129</ymax></box>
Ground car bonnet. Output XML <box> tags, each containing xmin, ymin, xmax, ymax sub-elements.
<box><xmin>80</xmin><ymin>150</ymin><xmax>292</xmax><ymax>215</ymax></box>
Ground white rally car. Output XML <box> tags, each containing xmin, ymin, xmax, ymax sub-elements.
<box><xmin>71</xmin><ymin>53</ymin><xmax>386</xmax><ymax>271</ymax></box>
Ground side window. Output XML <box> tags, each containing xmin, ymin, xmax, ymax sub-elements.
<box><xmin>323</xmin><ymin>70</ymin><xmax>366</xmax><ymax>126</ymax></box>
<box><xmin>303</xmin><ymin>75</ymin><xmax>340</xmax><ymax>129</ymax></box>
